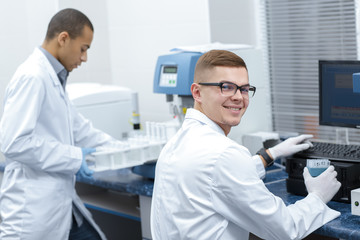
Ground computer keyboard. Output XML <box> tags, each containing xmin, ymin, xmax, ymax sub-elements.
<box><xmin>294</xmin><ymin>141</ymin><xmax>360</xmax><ymax>163</ymax></box>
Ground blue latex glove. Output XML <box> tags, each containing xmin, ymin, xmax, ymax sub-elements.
<box><xmin>77</xmin><ymin>148</ymin><xmax>96</xmax><ymax>178</ymax></box>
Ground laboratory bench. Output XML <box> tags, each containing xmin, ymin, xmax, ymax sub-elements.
<box><xmin>75</xmin><ymin>165</ymin><xmax>360</xmax><ymax>240</ymax></box>
<box><xmin>0</xmin><ymin>163</ymin><xmax>359</xmax><ymax>240</ymax></box>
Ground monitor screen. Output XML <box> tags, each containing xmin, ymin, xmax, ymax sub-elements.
<box><xmin>319</xmin><ymin>60</ymin><xmax>360</xmax><ymax>128</ymax></box>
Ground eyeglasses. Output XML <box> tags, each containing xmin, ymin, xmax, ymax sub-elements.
<box><xmin>199</xmin><ymin>82</ymin><xmax>256</xmax><ymax>98</ymax></box>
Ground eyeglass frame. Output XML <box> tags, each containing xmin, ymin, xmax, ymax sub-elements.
<box><xmin>198</xmin><ymin>82</ymin><xmax>256</xmax><ymax>98</ymax></box>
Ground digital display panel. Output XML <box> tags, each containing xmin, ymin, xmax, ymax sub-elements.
<box><xmin>319</xmin><ymin>60</ymin><xmax>360</xmax><ymax>128</ymax></box>
<box><xmin>163</xmin><ymin>66</ymin><xmax>177</xmax><ymax>74</ymax></box>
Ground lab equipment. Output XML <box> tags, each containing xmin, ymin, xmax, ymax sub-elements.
<box><xmin>286</xmin><ymin>157</ymin><xmax>360</xmax><ymax>203</ymax></box>
<box><xmin>319</xmin><ymin>60</ymin><xmax>360</xmax><ymax>129</ymax></box>
<box><xmin>67</xmin><ymin>82</ymin><xmax>134</xmax><ymax>140</ymax></box>
<box><xmin>306</xmin><ymin>159</ymin><xmax>330</xmax><ymax>177</ymax></box>
<box><xmin>88</xmin><ymin>141</ymin><xmax>164</xmax><ymax>172</ymax></box>
<box><xmin>153</xmin><ymin>52</ymin><xmax>202</xmax><ymax>122</ymax></box>
<box><xmin>351</xmin><ymin>188</ymin><xmax>360</xmax><ymax>216</ymax></box>
<box><xmin>295</xmin><ymin>141</ymin><xmax>360</xmax><ymax>163</ymax></box>
<box><xmin>153</xmin><ymin>52</ymin><xmax>202</xmax><ymax>95</ymax></box>
<box><xmin>67</xmin><ymin>82</ymin><xmax>168</xmax><ymax>172</ymax></box>
<box><xmin>87</xmin><ymin>126</ymin><xmax>168</xmax><ymax>172</ymax></box>
<box><xmin>131</xmin><ymin>91</ymin><xmax>141</xmax><ymax>130</ymax></box>
<box><xmin>285</xmin><ymin>61</ymin><xmax>360</xmax><ymax>202</ymax></box>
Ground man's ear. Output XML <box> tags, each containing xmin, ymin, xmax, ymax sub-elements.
<box><xmin>57</xmin><ymin>31</ymin><xmax>70</xmax><ymax>47</ymax></box>
<box><xmin>191</xmin><ymin>83</ymin><xmax>202</xmax><ymax>103</ymax></box>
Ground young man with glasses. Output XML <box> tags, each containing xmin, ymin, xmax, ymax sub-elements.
<box><xmin>151</xmin><ymin>50</ymin><xmax>341</xmax><ymax>239</ymax></box>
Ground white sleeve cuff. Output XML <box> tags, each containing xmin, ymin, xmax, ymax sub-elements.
<box><xmin>253</xmin><ymin>154</ymin><xmax>266</xmax><ymax>179</ymax></box>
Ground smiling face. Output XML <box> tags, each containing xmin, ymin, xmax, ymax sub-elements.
<box><xmin>192</xmin><ymin>66</ymin><xmax>249</xmax><ymax>135</ymax></box>
<box><xmin>57</xmin><ymin>25</ymin><xmax>93</xmax><ymax>72</ymax></box>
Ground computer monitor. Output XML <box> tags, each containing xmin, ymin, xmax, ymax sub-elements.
<box><xmin>319</xmin><ymin>60</ymin><xmax>360</xmax><ymax>128</ymax></box>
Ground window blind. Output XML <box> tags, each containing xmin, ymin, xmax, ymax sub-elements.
<box><xmin>260</xmin><ymin>0</ymin><xmax>360</xmax><ymax>143</ymax></box>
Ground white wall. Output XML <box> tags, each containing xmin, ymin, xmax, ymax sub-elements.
<box><xmin>0</xmin><ymin>0</ymin><xmax>57</xmax><ymax>113</ymax></box>
<box><xmin>209</xmin><ymin>0</ymin><xmax>258</xmax><ymax>46</ymax></box>
<box><xmin>208</xmin><ymin>0</ymin><xmax>272</xmax><ymax>143</ymax></box>
<box><xmin>59</xmin><ymin>0</ymin><xmax>113</xmax><ymax>85</ymax></box>
<box><xmin>0</xmin><ymin>1</ymin><xmax>264</xmax><ymax>129</ymax></box>
<box><xmin>107</xmin><ymin>0</ymin><xmax>211</xmax><ymax>122</ymax></box>
<box><xmin>0</xmin><ymin>0</ymin><xmax>211</xmax><ymax>125</ymax></box>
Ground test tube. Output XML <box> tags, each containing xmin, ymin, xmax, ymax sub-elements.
<box><xmin>151</xmin><ymin>122</ymin><xmax>157</xmax><ymax>140</ymax></box>
<box><xmin>146</xmin><ymin>121</ymin><xmax>151</xmax><ymax>139</ymax></box>
<box><xmin>158</xmin><ymin>123</ymin><xmax>166</xmax><ymax>141</ymax></box>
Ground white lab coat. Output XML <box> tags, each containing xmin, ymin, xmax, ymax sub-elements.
<box><xmin>151</xmin><ymin>108</ymin><xmax>340</xmax><ymax>240</ymax></box>
<box><xmin>0</xmin><ymin>48</ymin><xmax>115</xmax><ymax>240</ymax></box>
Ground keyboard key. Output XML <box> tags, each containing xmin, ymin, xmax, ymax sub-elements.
<box><xmin>295</xmin><ymin>142</ymin><xmax>360</xmax><ymax>162</ymax></box>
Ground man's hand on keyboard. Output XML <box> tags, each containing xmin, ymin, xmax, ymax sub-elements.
<box><xmin>268</xmin><ymin>134</ymin><xmax>314</xmax><ymax>160</ymax></box>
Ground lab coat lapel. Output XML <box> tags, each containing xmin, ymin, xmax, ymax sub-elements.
<box><xmin>48</xmin><ymin>66</ymin><xmax>66</xmax><ymax>100</ymax></box>
<box><xmin>34</xmin><ymin>48</ymin><xmax>75</xmax><ymax>144</ymax></box>
<box><xmin>34</xmin><ymin>48</ymin><xmax>65</xmax><ymax>99</ymax></box>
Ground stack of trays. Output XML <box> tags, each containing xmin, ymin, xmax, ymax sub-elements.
<box><xmin>87</xmin><ymin>140</ymin><xmax>165</xmax><ymax>172</ymax></box>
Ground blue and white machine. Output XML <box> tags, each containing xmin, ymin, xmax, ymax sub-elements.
<box><xmin>153</xmin><ymin>52</ymin><xmax>203</xmax><ymax>95</ymax></box>
<box><xmin>133</xmin><ymin>52</ymin><xmax>203</xmax><ymax>179</ymax></box>
<box><xmin>153</xmin><ymin>52</ymin><xmax>203</xmax><ymax>121</ymax></box>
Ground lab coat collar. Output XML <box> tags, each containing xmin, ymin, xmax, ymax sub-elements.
<box><xmin>185</xmin><ymin>108</ymin><xmax>226</xmax><ymax>136</ymax></box>
<box><xmin>38</xmin><ymin>46</ymin><xmax>68</xmax><ymax>89</ymax></box>
<box><xmin>33</xmin><ymin>47</ymin><xmax>65</xmax><ymax>98</ymax></box>
<box><xmin>38</xmin><ymin>46</ymin><xmax>65</xmax><ymax>77</ymax></box>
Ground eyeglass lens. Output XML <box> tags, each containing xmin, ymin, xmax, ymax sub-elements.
<box><xmin>221</xmin><ymin>83</ymin><xmax>255</xmax><ymax>97</ymax></box>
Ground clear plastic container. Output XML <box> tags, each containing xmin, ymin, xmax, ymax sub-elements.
<box><xmin>88</xmin><ymin>128</ymin><xmax>167</xmax><ymax>172</ymax></box>
<box><xmin>88</xmin><ymin>142</ymin><xmax>165</xmax><ymax>172</ymax></box>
